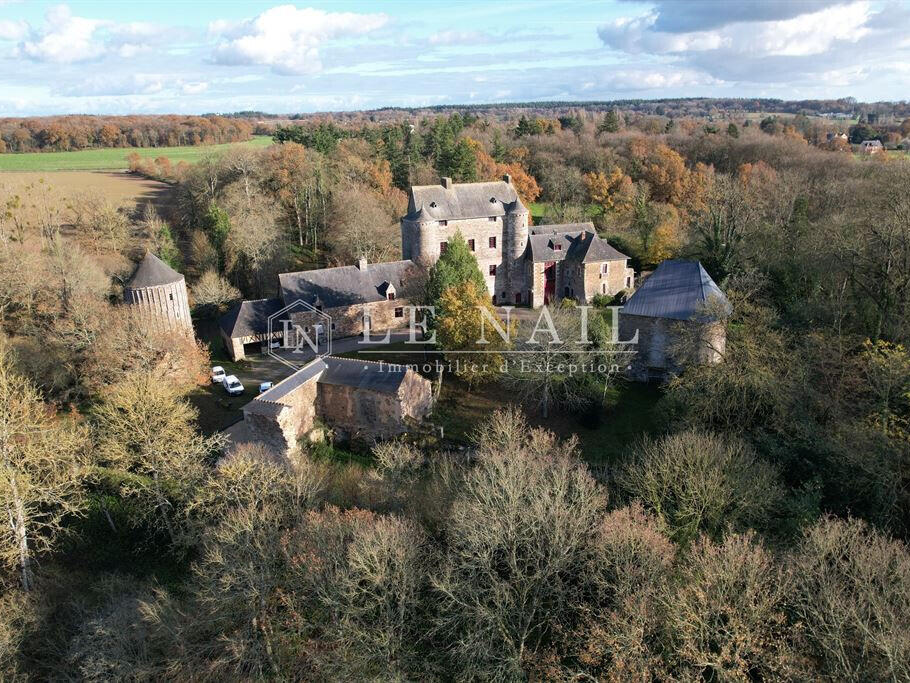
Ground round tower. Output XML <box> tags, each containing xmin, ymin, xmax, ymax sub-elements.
<box><xmin>123</xmin><ymin>251</ymin><xmax>193</xmax><ymax>337</ymax></box>
<box><xmin>503</xmin><ymin>196</ymin><xmax>530</xmax><ymax>299</ymax></box>
<box><xmin>402</xmin><ymin>205</ymin><xmax>437</xmax><ymax>269</ymax></box>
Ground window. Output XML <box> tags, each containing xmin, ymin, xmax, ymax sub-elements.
<box><xmin>515</xmin><ymin>292</ymin><xmax>521</xmax><ymax>304</ymax></box>
<box><xmin>601</xmin><ymin>263</ymin><xmax>609</xmax><ymax>274</ymax></box>
<box><xmin>602</xmin><ymin>283</ymin><xmax>607</xmax><ymax>294</ymax></box>
<box><xmin>316</xmin><ymin>305</ymin><xmax>323</xmax><ymax>312</ymax></box>
<box><xmin>488</xmin><ymin>216</ymin><xmax>497</xmax><ymax>222</ymax></box>
<box><xmin>440</xmin><ymin>241</ymin><xmax>448</xmax><ymax>254</ymax></box>
<box><xmin>565</xmin><ymin>286</ymin><xmax>571</xmax><ymax>297</ymax></box>
<box><xmin>331</xmin><ymin>322</ymin><xmax>336</xmax><ymax>330</ymax></box>
<box><xmin>489</xmin><ymin>264</ymin><xmax>497</xmax><ymax>276</ymax></box>
<box><xmin>492</xmin><ymin>295</ymin><xmax>497</xmax><ymax>305</ymax></box>
<box><xmin>394</xmin><ymin>307</ymin><xmax>403</xmax><ymax>318</ymax></box>
<box><xmin>387</xmin><ymin>292</ymin><xmax>396</xmax><ymax>300</ymax></box>
<box><xmin>489</xmin><ymin>236</ymin><xmax>497</xmax><ymax>249</ymax></box>
<box><xmin>554</xmin><ymin>243</ymin><xmax>562</xmax><ymax>251</ymax></box>
<box><xmin>439</xmin><ymin>220</ymin><xmax>448</xmax><ymax>226</ymax></box>
<box><xmin>168</xmin><ymin>293</ymin><xmax>174</xmax><ymax>301</ymax></box>
<box><xmin>468</xmin><ymin>239</ymin><xmax>475</xmax><ymax>251</ymax></box>
<box><xmin>626</xmin><ymin>276</ymin><xmax>632</xmax><ymax>288</ymax></box>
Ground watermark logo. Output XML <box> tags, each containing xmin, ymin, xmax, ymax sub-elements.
<box><xmin>267</xmin><ymin>299</ymin><xmax>333</xmax><ymax>371</ymax></box>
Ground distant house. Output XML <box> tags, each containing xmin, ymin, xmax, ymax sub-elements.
<box><xmin>860</xmin><ymin>139</ymin><xmax>884</xmax><ymax>154</ymax></box>
<box><xmin>619</xmin><ymin>260</ymin><xmax>731</xmax><ymax>382</ymax></box>
<box><xmin>826</xmin><ymin>132</ymin><xmax>848</xmax><ymax>141</ymax></box>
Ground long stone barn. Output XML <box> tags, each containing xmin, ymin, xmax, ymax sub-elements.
<box><xmin>237</xmin><ymin>356</ymin><xmax>433</xmax><ymax>457</ymax></box>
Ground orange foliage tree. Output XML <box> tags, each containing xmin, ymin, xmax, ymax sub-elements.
<box><xmin>467</xmin><ymin>138</ymin><xmax>541</xmax><ymax>205</ymax></box>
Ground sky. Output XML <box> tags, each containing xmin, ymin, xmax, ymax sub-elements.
<box><xmin>0</xmin><ymin>0</ymin><xmax>908</xmax><ymax>116</ymax></box>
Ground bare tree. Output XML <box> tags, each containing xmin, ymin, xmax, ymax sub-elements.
<box><xmin>0</xmin><ymin>345</ymin><xmax>87</xmax><ymax>590</ymax></box>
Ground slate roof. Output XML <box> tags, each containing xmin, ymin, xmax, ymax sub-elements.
<box><xmin>406</xmin><ymin>179</ymin><xmax>522</xmax><ymax>221</ymax></box>
<box><xmin>279</xmin><ymin>260</ymin><xmax>422</xmax><ymax>309</ymax></box>
<box><xmin>526</xmin><ymin>229</ymin><xmax>628</xmax><ymax>264</ymax></box>
<box><xmin>621</xmin><ymin>260</ymin><xmax>731</xmax><ymax>321</ymax></box>
<box><xmin>249</xmin><ymin>356</ymin><xmax>409</xmax><ymax>412</ymax></box>
<box><xmin>126</xmin><ymin>251</ymin><xmax>183</xmax><ymax>289</ymax></box>
<box><xmin>318</xmin><ymin>356</ymin><xmax>409</xmax><ymax>395</ymax></box>
<box><xmin>220</xmin><ymin>298</ymin><xmax>285</xmax><ymax>340</ymax></box>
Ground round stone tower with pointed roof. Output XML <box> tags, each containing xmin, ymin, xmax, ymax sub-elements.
<box><xmin>123</xmin><ymin>251</ymin><xmax>193</xmax><ymax>337</ymax></box>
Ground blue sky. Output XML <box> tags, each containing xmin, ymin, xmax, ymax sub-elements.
<box><xmin>1</xmin><ymin>0</ymin><xmax>908</xmax><ymax>116</ymax></box>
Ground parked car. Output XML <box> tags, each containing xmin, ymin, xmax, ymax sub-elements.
<box><xmin>259</xmin><ymin>381</ymin><xmax>273</xmax><ymax>394</ymax></box>
<box><xmin>222</xmin><ymin>375</ymin><xmax>244</xmax><ymax>396</ymax></box>
<box><xmin>211</xmin><ymin>366</ymin><xmax>226</xmax><ymax>384</ymax></box>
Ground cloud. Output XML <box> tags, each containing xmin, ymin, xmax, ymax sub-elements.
<box><xmin>428</xmin><ymin>30</ymin><xmax>492</xmax><ymax>46</ymax></box>
<box><xmin>181</xmin><ymin>81</ymin><xmax>208</xmax><ymax>95</ymax></box>
<box><xmin>12</xmin><ymin>4</ymin><xmax>171</xmax><ymax>63</ymax></box>
<box><xmin>209</xmin><ymin>5</ymin><xmax>388</xmax><ymax>75</ymax></box>
<box><xmin>0</xmin><ymin>19</ymin><xmax>27</xmax><ymax>41</ymax></box>
<box><xmin>599</xmin><ymin>1</ymin><xmax>910</xmax><ymax>86</ymax></box>
<box><xmin>620</xmin><ymin>0</ymin><xmax>850</xmax><ymax>33</ymax></box>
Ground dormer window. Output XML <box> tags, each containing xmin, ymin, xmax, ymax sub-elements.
<box><xmin>489</xmin><ymin>197</ymin><xmax>497</xmax><ymax>203</ymax></box>
<box><xmin>554</xmin><ymin>244</ymin><xmax>562</xmax><ymax>251</ymax></box>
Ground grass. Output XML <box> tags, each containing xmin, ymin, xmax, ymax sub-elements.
<box><xmin>529</xmin><ymin>201</ymin><xmax>602</xmax><ymax>224</ymax></box>
<box><xmin>0</xmin><ymin>136</ymin><xmax>273</xmax><ymax>172</ymax></box>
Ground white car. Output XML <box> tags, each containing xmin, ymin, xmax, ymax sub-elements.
<box><xmin>259</xmin><ymin>381</ymin><xmax>273</xmax><ymax>394</ymax></box>
<box><xmin>222</xmin><ymin>375</ymin><xmax>244</xmax><ymax>396</ymax></box>
<box><xmin>211</xmin><ymin>366</ymin><xmax>226</xmax><ymax>384</ymax></box>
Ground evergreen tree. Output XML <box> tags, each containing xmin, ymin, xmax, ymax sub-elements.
<box><xmin>425</xmin><ymin>231</ymin><xmax>487</xmax><ymax>321</ymax></box>
<box><xmin>727</xmin><ymin>122</ymin><xmax>740</xmax><ymax>138</ymax></box>
<box><xmin>597</xmin><ymin>110</ymin><xmax>621</xmax><ymax>135</ymax></box>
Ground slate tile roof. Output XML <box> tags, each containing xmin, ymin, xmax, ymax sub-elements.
<box><xmin>621</xmin><ymin>260</ymin><xmax>731</xmax><ymax>321</ymax></box>
<box><xmin>279</xmin><ymin>260</ymin><xmax>422</xmax><ymax>310</ymax></box>
<box><xmin>219</xmin><ymin>298</ymin><xmax>286</xmax><ymax>340</ymax></box>
<box><xmin>126</xmin><ymin>251</ymin><xmax>183</xmax><ymax>289</ymax></box>
<box><xmin>526</xmin><ymin>226</ymin><xmax>628</xmax><ymax>264</ymax></box>
<box><xmin>405</xmin><ymin>179</ymin><xmax>524</xmax><ymax>221</ymax></box>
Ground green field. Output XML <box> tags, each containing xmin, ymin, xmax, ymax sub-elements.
<box><xmin>0</xmin><ymin>136</ymin><xmax>273</xmax><ymax>172</ymax></box>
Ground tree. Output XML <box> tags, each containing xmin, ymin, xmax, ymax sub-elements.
<box><xmin>191</xmin><ymin>270</ymin><xmax>241</xmax><ymax>317</ymax></box>
<box><xmin>91</xmin><ymin>372</ymin><xmax>223</xmax><ymax>547</ymax></box>
<box><xmin>434</xmin><ymin>408</ymin><xmax>606</xmax><ymax>679</ymax></box>
<box><xmin>583</xmin><ymin>167</ymin><xmax>634</xmax><ymax>212</ymax></box>
<box><xmin>618</xmin><ymin>430</ymin><xmax>783</xmax><ymax>544</ymax></box>
<box><xmin>664</xmin><ymin>532</ymin><xmax>799</xmax><ymax>679</ymax></box>
<box><xmin>436</xmin><ymin>280</ymin><xmax>510</xmax><ymax>385</ymax></box>
<box><xmin>425</xmin><ymin>231</ymin><xmax>487</xmax><ymax>314</ymax></box>
<box><xmin>0</xmin><ymin>346</ymin><xmax>87</xmax><ymax>590</ymax></box>
<box><xmin>727</xmin><ymin>122</ymin><xmax>740</xmax><ymax>138</ymax></box>
<box><xmin>597</xmin><ymin>110</ymin><xmax>621</xmax><ymax>135</ymax></box>
<box><xmin>790</xmin><ymin>517</ymin><xmax>910</xmax><ymax>681</ymax></box>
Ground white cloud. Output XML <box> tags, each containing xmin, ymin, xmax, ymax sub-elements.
<box><xmin>0</xmin><ymin>19</ymin><xmax>27</xmax><ymax>41</ymax></box>
<box><xmin>599</xmin><ymin>1</ymin><xmax>909</xmax><ymax>86</ymax></box>
<box><xmin>209</xmin><ymin>5</ymin><xmax>388</xmax><ymax>75</ymax></box>
<box><xmin>15</xmin><ymin>4</ymin><xmax>169</xmax><ymax>64</ymax></box>
<box><xmin>428</xmin><ymin>30</ymin><xmax>491</xmax><ymax>46</ymax></box>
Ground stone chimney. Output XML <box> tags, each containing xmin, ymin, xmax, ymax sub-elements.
<box><xmin>357</xmin><ymin>256</ymin><xmax>368</xmax><ymax>270</ymax></box>
<box><xmin>502</xmin><ymin>173</ymin><xmax>512</xmax><ymax>184</ymax></box>
<box><xmin>441</xmin><ymin>176</ymin><xmax>453</xmax><ymax>189</ymax></box>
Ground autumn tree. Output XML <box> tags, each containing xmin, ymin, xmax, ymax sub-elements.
<box><xmin>0</xmin><ymin>346</ymin><xmax>87</xmax><ymax>590</ymax></box>
<box><xmin>425</xmin><ymin>231</ymin><xmax>487</xmax><ymax>315</ymax></box>
<box><xmin>191</xmin><ymin>269</ymin><xmax>241</xmax><ymax>317</ymax></box>
<box><xmin>618</xmin><ymin>430</ymin><xmax>783</xmax><ymax>544</ymax></box>
<box><xmin>583</xmin><ymin>167</ymin><xmax>634</xmax><ymax>213</ymax></box>
<box><xmin>91</xmin><ymin>372</ymin><xmax>223</xmax><ymax>547</ymax></box>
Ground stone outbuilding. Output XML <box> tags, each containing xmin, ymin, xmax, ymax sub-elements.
<box><xmin>123</xmin><ymin>251</ymin><xmax>193</xmax><ymax>337</ymax></box>
<box><xmin>219</xmin><ymin>258</ymin><xmax>424</xmax><ymax>361</ymax></box>
<box><xmin>240</xmin><ymin>356</ymin><xmax>433</xmax><ymax>457</ymax></box>
<box><xmin>619</xmin><ymin>260</ymin><xmax>731</xmax><ymax>382</ymax></box>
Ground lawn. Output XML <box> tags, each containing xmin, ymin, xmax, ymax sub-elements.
<box><xmin>530</xmin><ymin>201</ymin><xmax>602</xmax><ymax>224</ymax></box>
<box><xmin>0</xmin><ymin>135</ymin><xmax>273</xmax><ymax>171</ymax></box>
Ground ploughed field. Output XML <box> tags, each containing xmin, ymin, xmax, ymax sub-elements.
<box><xmin>0</xmin><ymin>135</ymin><xmax>272</xmax><ymax>171</ymax></box>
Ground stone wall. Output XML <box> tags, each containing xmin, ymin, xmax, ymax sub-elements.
<box><xmin>619</xmin><ymin>313</ymin><xmax>726</xmax><ymax>381</ymax></box>
<box><xmin>582</xmin><ymin>260</ymin><xmax>634</xmax><ymax>302</ymax></box>
<box><xmin>288</xmin><ymin>297</ymin><xmax>413</xmax><ymax>340</ymax></box>
<box><xmin>243</xmin><ymin>373</ymin><xmax>320</xmax><ymax>455</ymax></box>
<box><xmin>402</xmin><ymin>211</ymin><xmax>530</xmax><ymax>303</ymax></box>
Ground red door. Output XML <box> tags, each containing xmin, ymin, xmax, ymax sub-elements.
<box><xmin>544</xmin><ymin>262</ymin><xmax>556</xmax><ymax>304</ymax></box>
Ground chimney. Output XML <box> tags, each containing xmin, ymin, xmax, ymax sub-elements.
<box><xmin>357</xmin><ymin>256</ymin><xmax>368</xmax><ymax>270</ymax></box>
<box><xmin>441</xmin><ymin>177</ymin><xmax>453</xmax><ymax>189</ymax></box>
<box><xmin>502</xmin><ymin>173</ymin><xmax>512</xmax><ymax>185</ymax></box>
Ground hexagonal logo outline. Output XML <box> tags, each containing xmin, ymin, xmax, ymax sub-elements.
<box><xmin>267</xmin><ymin>299</ymin><xmax>333</xmax><ymax>372</ymax></box>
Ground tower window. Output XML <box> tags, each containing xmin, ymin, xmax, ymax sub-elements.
<box><xmin>489</xmin><ymin>264</ymin><xmax>497</xmax><ymax>276</ymax></box>
<box><xmin>439</xmin><ymin>220</ymin><xmax>448</xmax><ymax>226</ymax></box>
<box><xmin>440</xmin><ymin>242</ymin><xmax>448</xmax><ymax>254</ymax></box>
<box><xmin>468</xmin><ymin>239</ymin><xmax>475</xmax><ymax>251</ymax></box>
<box><xmin>488</xmin><ymin>216</ymin><xmax>497</xmax><ymax>222</ymax></box>
<box><xmin>169</xmin><ymin>293</ymin><xmax>173</xmax><ymax>300</ymax></box>
<box><xmin>394</xmin><ymin>307</ymin><xmax>403</xmax><ymax>318</ymax></box>
<box><xmin>601</xmin><ymin>263</ymin><xmax>609</xmax><ymax>274</ymax></box>
<box><xmin>489</xmin><ymin>236</ymin><xmax>497</xmax><ymax>249</ymax></box>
